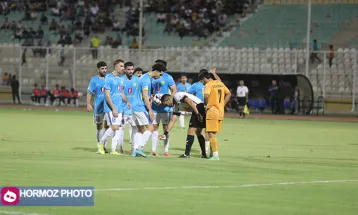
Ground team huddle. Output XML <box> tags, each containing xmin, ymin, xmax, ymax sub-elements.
<box><xmin>87</xmin><ymin>59</ymin><xmax>231</xmax><ymax>160</ymax></box>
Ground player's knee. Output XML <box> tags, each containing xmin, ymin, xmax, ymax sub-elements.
<box><xmin>187</xmin><ymin>127</ymin><xmax>196</xmax><ymax>135</ymax></box>
<box><xmin>96</xmin><ymin>123</ymin><xmax>103</xmax><ymax>130</ymax></box>
<box><xmin>195</xmin><ymin>129</ymin><xmax>202</xmax><ymax>136</ymax></box>
<box><xmin>111</xmin><ymin>125</ymin><xmax>120</xmax><ymax>131</ymax></box>
<box><xmin>153</xmin><ymin>124</ymin><xmax>159</xmax><ymax>130</ymax></box>
<box><xmin>147</xmin><ymin>124</ymin><xmax>155</xmax><ymax>132</ymax></box>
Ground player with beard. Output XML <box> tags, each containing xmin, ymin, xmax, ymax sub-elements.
<box><xmin>87</xmin><ymin>61</ymin><xmax>109</xmax><ymax>153</ymax></box>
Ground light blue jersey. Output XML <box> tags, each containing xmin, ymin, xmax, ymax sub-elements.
<box><xmin>87</xmin><ymin>75</ymin><xmax>106</xmax><ymax>114</ymax></box>
<box><xmin>188</xmin><ymin>81</ymin><xmax>204</xmax><ymax>102</ymax></box>
<box><xmin>151</xmin><ymin>72</ymin><xmax>175</xmax><ymax>113</ymax></box>
<box><xmin>103</xmin><ymin>72</ymin><xmax>124</xmax><ymax>113</ymax></box>
<box><xmin>132</xmin><ymin>73</ymin><xmax>152</xmax><ymax>112</ymax></box>
<box><xmin>122</xmin><ymin>75</ymin><xmax>139</xmax><ymax>115</ymax></box>
<box><xmin>177</xmin><ymin>82</ymin><xmax>191</xmax><ymax>92</ymax></box>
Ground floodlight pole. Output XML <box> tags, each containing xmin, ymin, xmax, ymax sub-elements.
<box><xmin>305</xmin><ymin>0</ymin><xmax>311</xmax><ymax>77</ymax></box>
<box><xmin>138</xmin><ymin>0</ymin><xmax>143</xmax><ymax>50</ymax></box>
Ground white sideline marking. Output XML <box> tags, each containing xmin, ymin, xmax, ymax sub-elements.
<box><xmin>0</xmin><ymin>211</ymin><xmax>49</xmax><ymax>215</ymax></box>
<box><xmin>95</xmin><ymin>179</ymin><xmax>358</xmax><ymax>192</ymax></box>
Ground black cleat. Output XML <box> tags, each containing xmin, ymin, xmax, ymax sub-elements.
<box><xmin>104</xmin><ymin>147</ymin><xmax>109</xmax><ymax>154</ymax></box>
<box><xmin>179</xmin><ymin>154</ymin><xmax>190</xmax><ymax>158</ymax></box>
<box><xmin>200</xmin><ymin>155</ymin><xmax>207</xmax><ymax>159</ymax></box>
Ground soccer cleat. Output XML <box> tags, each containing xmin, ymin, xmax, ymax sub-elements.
<box><xmin>97</xmin><ymin>143</ymin><xmax>105</xmax><ymax>155</ymax></box>
<box><xmin>149</xmin><ymin>152</ymin><xmax>157</xmax><ymax>156</ymax></box>
<box><xmin>208</xmin><ymin>157</ymin><xmax>220</xmax><ymax>161</ymax></box>
<box><xmin>136</xmin><ymin>150</ymin><xmax>148</xmax><ymax>158</ymax></box>
<box><xmin>179</xmin><ymin>154</ymin><xmax>190</xmax><ymax>158</ymax></box>
<box><xmin>110</xmin><ymin>151</ymin><xmax>121</xmax><ymax>155</ymax></box>
<box><xmin>163</xmin><ymin>152</ymin><xmax>171</xmax><ymax>156</ymax></box>
<box><xmin>200</xmin><ymin>155</ymin><xmax>207</xmax><ymax>159</ymax></box>
<box><xmin>104</xmin><ymin>147</ymin><xmax>109</xmax><ymax>154</ymax></box>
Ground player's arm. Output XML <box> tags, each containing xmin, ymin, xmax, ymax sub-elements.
<box><xmin>142</xmin><ymin>88</ymin><xmax>154</xmax><ymax>120</ymax></box>
<box><xmin>86</xmin><ymin>80</ymin><xmax>95</xmax><ymax>112</ymax></box>
<box><xmin>169</xmin><ymin>84</ymin><xmax>177</xmax><ymax>100</ymax></box>
<box><xmin>122</xmin><ymin>90</ymin><xmax>130</xmax><ymax>109</ymax></box>
<box><xmin>204</xmin><ymin>86</ymin><xmax>211</xmax><ymax>106</ymax></box>
<box><xmin>183</xmin><ymin>97</ymin><xmax>203</xmax><ymax>122</ymax></box>
<box><xmin>223</xmin><ymin>86</ymin><xmax>232</xmax><ymax>106</ymax></box>
<box><xmin>105</xmin><ymin>89</ymin><xmax>118</xmax><ymax>116</ymax></box>
<box><xmin>86</xmin><ymin>93</ymin><xmax>93</xmax><ymax>112</ymax></box>
<box><xmin>159</xmin><ymin>112</ymin><xmax>179</xmax><ymax>140</ymax></box>
<box><xmin>210</xmin><ymin>67</ymin><xmax>221</xmax><ymax>81</ymax></box>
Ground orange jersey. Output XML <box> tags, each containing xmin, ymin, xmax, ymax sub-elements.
<box><xmin>204</xmin><ymin>80</ymin><xmax>230</xmax><ymax>120</ymax></box>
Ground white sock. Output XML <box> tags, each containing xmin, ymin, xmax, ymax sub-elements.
<box><xmin>111</xmin><ymin>130</ymin><xmax>120</xmax><ymax>152</ymax></box>
<box><xmin>131</xmin><ymin>126</ymin><xmax>137</xmax><ymax>152</ymax></box>
<box><xmin>133</xmin><ymin>132</ymin><xmax>142</xmax><ymax>153</ymax></box>
<box><xmin>129</xmin><ymin>125</ymin><xmax>133</xmax><ymax>144</ymax></box>
<box><xmin>118</xmin><ymin>126</ymin><xmax>125</xmax><ymax>152</ymax></box>
<box><xmin>141</xmin><ymin>130</ymin><xmax>152</xmax><ymax>148</ymax></box>
<box><xmin>205</xmin><ymin>141</ymin><xmax>210</xmax><ymax>153</ymax></box>
<box><xmin>164</xmin><ymin>133</ymin><xmax>170</xmax><ymax>153</ymax></box>
<box><xmin>151</xmin><ymin>130</ymin><xmax>158</xmax><ymax>153</ymax></box>
<box><xmin>179</xmin><ymin>115</ymin><xmax>185</xmax><ymax>128</ymax></box>
<box><xmin>100</xmin><ymin>127</ymin><xmax>114</xmax><ymax>145</ymax></box>
<box><xmin>213</xmin><ymin>151</ymin><xmax>219</xmax><ymax>158</ymax></box>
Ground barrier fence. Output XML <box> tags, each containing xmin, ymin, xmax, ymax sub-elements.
<box><xmin>0</xmin><ymin>45</ymin><xmax>357</xmax><ymax>110</ymax></box>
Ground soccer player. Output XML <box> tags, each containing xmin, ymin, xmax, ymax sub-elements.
<box><xmin>158</xmin><ymin>92</ymin><xmax>207</xmax><ymax>158</ymax></box>
<box><xmin>190</xmin><ymin>68</ymin><xmax>222</xmax><ymax>156</ymax></box>
<box><xmin>87</xmin><ymin>61</ymin><xmax>109</xmax><ymax>153</ymax></box>
<box><xmin>176</xmin><ymin>74</ymin><xmax>192</xmax><ymax>129</ymax></box>
<box><xmin>97</xmin><ymin>59</ymin><xmax>125</xmax><ymax>155</ymax></box>
<box><xmin>120</xmin><ymin>61</ymin><xmax>138</xmax><ymax>153</ymax></box>
<box><xmin>150</xmin><ymin>59</ymin><xmax>177</xmax><ymax>156</ymax></box>
<box><xmin>236</xmin><ymin>80</ymin><xmax>249</xmax><ymax>118</ymax></box>
<box><xmin>134</xmin><ymin>67</ymin><xmax>143</xmax><ymax>77</ymax></box>
<box><xmin>201</xmin><ymin>71</ymin><xmax>232</xmax><ymax>160</ymax></box>
<box><xmin>131</xmin><ymin>63</ymin><xmax>166</xmax><ymax>157</ymax></box>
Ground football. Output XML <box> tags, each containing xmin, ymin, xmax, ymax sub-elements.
<box><xmin>152</xmin><ymin>94</ymin><xmax>163</xmax><ymax>105</ymax></box>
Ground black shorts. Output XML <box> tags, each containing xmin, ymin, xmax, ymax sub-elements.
<box><xmin>189</xmin><ymin>103</ymin><xmax>206</xmax><ymax>129</ymax></box>
<box><xmin>238</xmin><ymin>97</ymin><xmax>247</xmax><ymax>106</ymax></box>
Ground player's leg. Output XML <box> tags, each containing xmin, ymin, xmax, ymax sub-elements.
<box><xmin>179</xmin><ymin>111</ymin><xmax>185</xmax><ymax>129</ymax></box>
<box><xmin>102</xmin><ymin>114</ymin><xmax>109</xmax><ymax>153</ymax></box>
<box><xmin>110</xmin><ymin>113</ymin><xmax>123</xmax><ymax>155</ymax></box>
<box><xmin>118</xmin><ymin>116</ymin><xmax>126</xmax><ymax>153</ymax></box>
<box><xmin>132</xmin><ymin>112</ymin><xmax>149</xmax><ymax>157</ymax></box>
<box><xmin>97</xmin><ymin>112</ymin><xmax>120</xmax><ymax>155</ymax></box>
<box><xmin>206</xmin><ymin>119</ymin><xmax>221</xmax><ymax>160</ymax></box>
<box><xmin>150</xmin><ymin>113</ymin><xmax>160</xmax><ymax>156</ymax></box>
<box><xmin>179</xmin><ymin>111</ymin><xmax>199</xmax><ymax>158</ymax></box>
<box><xmin>161</xmin><ymin>112</ymin><xmax>172</xmax><ymax>156</ymax></box>
<box><xmin>204</xmin><ymin>131</ymin><xmax>210</xmax><ymax>155</ymax></box>
<box><xmin>139</xmin><ymin>112</ymin><xmax>155</xmax><ymax>151</ymax></box>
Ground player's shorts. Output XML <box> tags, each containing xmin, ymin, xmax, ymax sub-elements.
<box><xmin>206</xmin><ymin>107</ymin><xmax>223</xmax><ymax>133</ymax></box>
<box><xmin>189</xmin><ymin>103</ymin><xmax>206</xmax><ymax>129</ymax></box>
<box><xmin>106</xmin><ymin>111</ymin><xmax>123</xmax><ymax>126</ymax></box>
<box><xmin>152</xmin><ymin>112</ymin><xmax>172</xmax><ymax>125</ymax></box>
<box><xmin>238</xmin><ymin>97</ymin><xmax>247</xmax><ymax>106</ymax></box>
<box><xmin>206</xmin><ymin>119</ymin><xmax>223</xmax><ymax>133</ymax></box>
<box><xmin>93</xmin><ymin>113</ymin><xmax>105</xmax><ymax>124</ymax></box>
<box><xmin>132</xmin><ymin>111</ymin><xmax>151</xmax><ymax>126</ymax></box>
<box><xmin>122</xmin><ymin>114</ymin><xmax>136</xmax><ymax>127</ymax></box>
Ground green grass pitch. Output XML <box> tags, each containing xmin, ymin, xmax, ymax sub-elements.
<box><xmin>0</xmin><ymin>109</ymin><xmax>358</xmax><ymax>215</ymax></box>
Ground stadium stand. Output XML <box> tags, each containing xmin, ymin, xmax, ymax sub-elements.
<box><xmin>0</xmin><ymin>1</ymin><xmax>357</xmax><ymax>106</ymax></box>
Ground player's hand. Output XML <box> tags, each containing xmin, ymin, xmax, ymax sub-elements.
<box><xmin>196</xmin><ymin>113</ymin><xmax>203</xmax><ymax>122</ymax></box>
<box><xmin>149</xmin><ymin>110</ymin><xmax>155</xmax><ymax>121</ymax></box>
<box><xmin>113</xmin><ymin>109</ymin><xmax>119</xmax><ymax>117</ymax></box>
<box><xmin>127</xmin><ymin>102</ymin><xmax>131</xmax><ymax>109</ymax></box>
<box><xmin>87</xmin><ymin>104</ymin><xmax>93</xmax><ymax>112</ymax></box>
<box><xmin>210</xmin><ymin>67</ymin><xmax>217</xmax><ymax>74</ymax></box>
<box><xmin>158</xmin><ymin>134</ymin><xmax>167</xmax><ymax>140</ymax></box>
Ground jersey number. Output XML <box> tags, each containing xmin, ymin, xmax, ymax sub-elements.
<box><xmin>218</xmin><ymin>89</ymin><xmax>222</xmax><ymax>103</ymax></box>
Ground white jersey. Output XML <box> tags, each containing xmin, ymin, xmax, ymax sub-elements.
<box><xmin>173</xmin><ymin>92</ymin><xmax>202</xmax><ymax>113</ymax></box>
<box><xmin>236</xmin><ymin>86</ymin><xmax>249</xmax><ymax>97</ymax></box>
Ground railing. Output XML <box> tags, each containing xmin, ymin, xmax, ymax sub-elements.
<box><xmin>0</xmin><ymin>45</ymin><xmax>356</xmax><ymax>110</ymax></box>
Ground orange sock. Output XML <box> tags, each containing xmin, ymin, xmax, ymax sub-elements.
<box><xmin>210</xmin><ymin>137</ymin><xmax>218</xmax><ymax>152</ymax></box>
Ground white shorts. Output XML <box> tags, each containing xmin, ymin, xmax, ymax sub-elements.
<box><xmin>93</xmin><ymin>113</ymin><xmax>105</xmax><ymax>124</ymax></box>
<box><xmin>122</xmin><ymin>114</ymin><xmax>136</xmax><ymax>127</ymax></box>
<box><xmin>106</xmin><ymin>111</ymin><xmax>123</xmax><ymax>126</ymax></box>
<box><xmin>152</xmin><ymin>112</ymin><xmax>172</xmax><ymax>125</ymax></box>
<box><xmin>132</xmin><ymin>111</ymin><xmax>151</xmax><ymax>126</ymax></box>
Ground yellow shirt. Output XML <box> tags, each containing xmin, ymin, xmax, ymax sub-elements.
<box><xmin>91</xmin><ymin>38</ymin><xmax>100</xmax><ymax>48</ymax></box>
<box><xmin>204</xmin><ymin>80</ymin><xmax>230</xmax><ymax>120</ymax></box>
